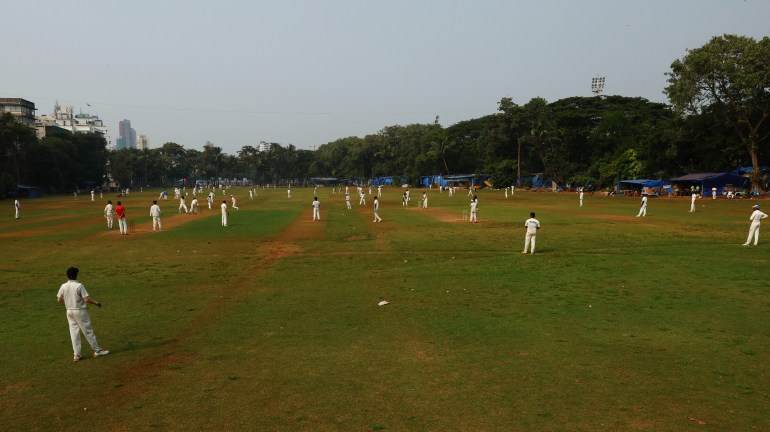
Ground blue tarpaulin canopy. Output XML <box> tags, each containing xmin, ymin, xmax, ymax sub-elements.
<box><xmin>617</xmin><ymin>179</ymin><xmax>668</xmax><ymax>191</ymax></box>
<box><xmin>670</xmin><ymin>173</ymin><xmax>749</xmax><ymax>196</ymax></box>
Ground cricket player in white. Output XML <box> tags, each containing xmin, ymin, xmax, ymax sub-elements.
<box><xmin>56</xmin><ymin>267</ymin><xmax>109</xmax><ymax>361</ymax></box>
<box><xmin>221</xmin><ymin>200</ymin><xmax>228</xmax><ymax>226</ymax></box>
<box><xmin>179</xmin><ymin>195</ymin><xmax>189</xmax><ymax>214</ymax></box>
<box><xmin>312</xmin><ymin>197</ymin><xmax>321</xmax><ymax>221</ymax></box>
<box><xmin>103</xmin><ymin>200</ymin><xmax>114</xmax><ymax>230</ymax></box>
<box><xmin>230</xmin><ymin>195</ymin><xmax>239</xmax><ymax>210</ymax></box>
<box><xmin>636</xmin><ymin>194</ymin><xmax>648</xmax><ymax>217</ymax></box>
<box><xmin>90</xmin><ymin>190</ymin><xmax>94</xmax><ymax>201</ymax></box>
<box><xmin>150</xmin><ymin>200</ymin><xmax>162</xmax><ymax>231</ymax></box>
<box><xmin>743</xmin><ymin>205</ymin><xmax>768</xmax><ymax>246</ymax></box>
<box><xmin>287</xmin><ymin>187</ymin><xmax>291</xmax><ymax>199</ymax></box>
<box><xmin>523</xmin><ymin>212</ymin><xmax>541</xmax><ymax>254</ymax></box>
<box><xmin>14</xmin><ymin>199</ymin><xmax>20</xmax><ymax>219</ymax></box>
<box><xmin>346</xmin><ymin>193</ymin><xmax>352</xmax><ymax>209</ymax></box>
<box><xmin>422</xmin><ymin>192</ymin><xmax>428</xmax><ymax>208</ymax></box>
<box><xmin>373</xmin><ymin>197</ymin><xmax>382</xmax><ymax>222</ymax></box>
<box><xmin>469</xmin><ymin>196</ymin><xmax>478</xmax><ymax>223</ymax></box>
<box><xmin>689</xmin><ymin>193</ymin><xmax>697</xmax><ymax>212</ymax></box>
<box><xmin>579</xmin><ymin>189</ymin><xmax>584</xmax><ymax>207</ymax></box>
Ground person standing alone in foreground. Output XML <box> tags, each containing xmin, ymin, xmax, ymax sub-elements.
<box><xmin>56</xmin><ymin>267</ymin><xmax>109</xmax><ymax>361</ymax></box>
<box><xmin>523</xmin><ymin>212</ymin><xmax>541</xmax><ymax>254</ymax></box>
<box><xmin>312</xmin><ymin>197</ymin><xmax>321</xmax><ymax>221</ymax></box>
<box><xmin>150</xmin><ymin>200</ymin><xmax>162</xmax><ymax>231</ymax></box>
<box><xmin>115</xmin><ymin>201</ymin><xmax>127</xmax><ymax>235</ymax></box>
<box><xmin>221</xmin><ymin>200</ymin><xmax>228</xmax><ymax>227</ymax></box>
<box><xmin>373</xmin><ymin>196</ymin><xmax>382</xmax><ymax>222</ymax></box>
<box><xmin>636</xmin><ymin>194</ymin><xmax>648</xmax><ymax>217</ymax></box>
<box><xmin>743</xmin><ymin>205</ymin><xmax>768</xmax><ymax>246</ymax></box>
<box><xmin>689</xmin><ymin>192</ymin><xmax>697</xmax><ymax>212</ymax></box>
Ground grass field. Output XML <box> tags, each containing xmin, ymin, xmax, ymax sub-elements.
<box><xmin>1</xmin><ymin>187</ymin><xmax>768</xmax><ymax>431</ymax></box>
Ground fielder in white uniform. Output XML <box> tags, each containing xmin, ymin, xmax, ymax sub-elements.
<box><xmin>190</xmin><ymin>197</ymin><xmax>199</xmax><ymax>214</ymax></box>
<box><xmin>469</xmin><ymin>196</ymin><xmax>478</xmax><ymax>223</ymax></box>
<box><xmin>150</xmin><ymin>200</ymin><xmax>162</xmax><ymax>230</ymax></box>
<box><xmin>743</xmin><ymin>205</ymin><xmax>768</xmax><ymax>246</ymax></box>
<box><xmin>579</xmin><ymin>190</ymin><xmax>584</xmax><ymax>207</ymax></box>
<box><xmin>636</xmin><ymin>195</ymin><xmax>648</xmax><ymax>217</ymax></box>
<box><xmin>689</xmin><ymin>193</ymin><xmax>697</xmax><ymax>212</ymax></box>
<box><xmin>312</xmin><ymin>197</ymin><xmax>321</xmax><ymax>221</ymax></box>
<box><xmin>287</xmin><ymin>187</ymin><xmax>292</xmax><ymax>199</ymax></box>
<box><xmin>14</xmin><ymin>199</ymin><xmax>20</xmax><ymax>219</ymax></box>
<box><xmin>230</xmin><ymin>195</ymin><xmax>239</xmax><ymax>210</ymax></box>
<box><xmin>56</xmin><ymin>267</ymin><xmax>109</xmax><ymax>361</ymax></box>
<box><xmin>523</xmin><ymin>212</ymin><xmax>541</xmax><ymax>254</ymax></box>
<box><xmin>346</xmin><ymin>193</ymin><xmax>352</xmax><ymax>209</ymax></box>
<box><xmin>422</xmin><ymin>192</ymin><xmax>428</xmax><ymax>208</ymax></box>
<box><xmin>104</xmin><ymin>200</ymin><xmax>114</xmax><ymax>230</ymax></box>
<box><xmin>221</xmin><ymin>200</ymin><xmax>228</xmax><ymax>227</ymax></box>
<box><xmin>373</xmin><ymin>197</ymin><xmax>382</xmax><ymax>222</ymax></box>
<box><xmin>179</xmin><ymin>195</ymin><xmax>188</xmax><ymax>214</ymax></box>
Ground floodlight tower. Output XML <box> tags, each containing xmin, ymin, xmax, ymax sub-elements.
<box><xmin>591</xmin><ymin>76</ymin><xmax>606</xmax><ymax>96</ymax></box>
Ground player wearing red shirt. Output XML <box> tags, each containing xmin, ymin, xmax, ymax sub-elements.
<box><xmin>115</xmin><ymin>201</ymin><xmax>127</xmax><ymax>235</ymax></box>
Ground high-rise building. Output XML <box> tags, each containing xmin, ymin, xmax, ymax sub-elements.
<box><xmin>257</xmin><ymin>141</ymin><xmax>269</xmax><ymax>153</ymax></box>
<box><xmin>137</xmin><ymin>134</ymin><xmax>149</xmax><ymax>150</ymax></box>
<box><xmin>117</xmin><ymin>119</ymin><xmax>137</xmax><ymax>150</ymax></box>
<box><xmin>0</xmin><ymin>98</ymin><xmax>36</xmax><ymax>127</ymax></box>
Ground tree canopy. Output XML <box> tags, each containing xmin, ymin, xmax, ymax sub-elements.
<box><xmin>665</xmin><ymin>34</ymin><xmax>770</xmax><ymax>189</ymax></box>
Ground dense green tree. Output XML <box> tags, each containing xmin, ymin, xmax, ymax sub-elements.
<box><xmin>0</xmin><ymin>113</ymin><xmax>37</xmax><ymax>195</ymax></box>
<box><xmin>665</xmin><ymin>34</ymin><xmax>770</xmax><ymax>189</ymax></box>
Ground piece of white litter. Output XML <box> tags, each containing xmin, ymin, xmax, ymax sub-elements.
<box><xmin>378</xmin><ymin>300</ymin><xmax>389</xmax><ymax>306</ymax></box>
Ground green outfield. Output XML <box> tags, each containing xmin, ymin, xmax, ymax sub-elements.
<box><xmin>1</xmin><ymin>188</ymin><xmax>768</xmax><ymax>431</ymax></box>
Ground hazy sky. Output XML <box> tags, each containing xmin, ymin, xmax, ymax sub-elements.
<box><xmin>3</xmin><ymin>0</ymin><xmax>768</xmax><ymax>154</ymax></box>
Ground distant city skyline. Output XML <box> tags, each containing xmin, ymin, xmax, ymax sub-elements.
<box><xmin>3</xmin><ymin>1</ymin><xmax>769</xmax><ymax>154</ymax></box>
<box><xmin>116</xmin><ymin>119</ymin><xmax>137</xmax><ymax>150</ymax></box>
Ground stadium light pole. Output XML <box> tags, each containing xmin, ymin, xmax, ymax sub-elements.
<box><xmin>591</xmin><ymin>76</ymin><xmax>606</xmax><ymax>96</ymax></box>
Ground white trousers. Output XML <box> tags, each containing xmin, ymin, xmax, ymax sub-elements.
<box><xmin>152</xmin><ymin>216</ymin><xmax>162</xmax><ymax>230</ymax></box>
<box><xmin>179</xmin><ymin>204</ymin><xmax>188</xmax><ymax>213</ymax></box>
<box><xmin>118</xmin><ymin>218</ymin><xmax>128</xmax><ymax>234</ymax></box>
<box><xmin>637</xmin><ymin>204</ymin><xmax>647</xmax><ymax>217</ymax></box>
<box><xmin>373</xmin><ymin>211</ymin><xmax>382</xmax><ymax>222</ymax></box>
<box><xmin>313</xmin><ymin>208</ymin><xmax>320</xmax><ymax>220</ymax></box>
<box><xmin>221</xmin><ymin>212</ymin><xmax>228</xmax><ymax>226</ymax></box>
<box><xmin>66</xmin><ymin>309</ymin><xmax>100</xmax><ymax>356</ymax></box>
<box><xmin>524</xmin><ymin>232</ymin><xmax>537</xmax><ymax>253</ymax></box>
<box><xmin>105</xmin><ymin>215</ymin><xmax>113</xmax><ymax>229</ymax></box>
<box><xmin>423</xmin><ymin>199</ymin><xmax>428</xmax><ymax>208</ymax></box>
<box><xmin>346</xmin><ymin>201</ymin><xmax>351</xmax><ymax>209</ymax></box>
<box><xmin>470</xmin><ymin>211</ymin><xmax>477</xmax><ymax>222</ymax></box>
<box><xmin>746</xmin><ymin>222</ymin><xmax>761</xmax><ymax>245</ymax></box>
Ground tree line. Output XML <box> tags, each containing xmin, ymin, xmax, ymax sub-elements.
<box><xmin>2</xmin><ymin>34</ymin><xmax>767</xmax><ymax>195</ymax></box>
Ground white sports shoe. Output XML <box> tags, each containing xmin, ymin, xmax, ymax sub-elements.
<box><xmin>93</xmin><ymin>349</ymin><xmax>110</xmax><ymax>357</ymax></box>
<box><xmin>73</xmin><ymin>354</ymin><xmax>83</xmax><ymax>362</ymax></box>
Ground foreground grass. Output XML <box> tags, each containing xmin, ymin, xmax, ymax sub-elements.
<box><xmin>0</xmin><ymin>188</ymin><xmax>767</xmax><ymax>431</ymax></box>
